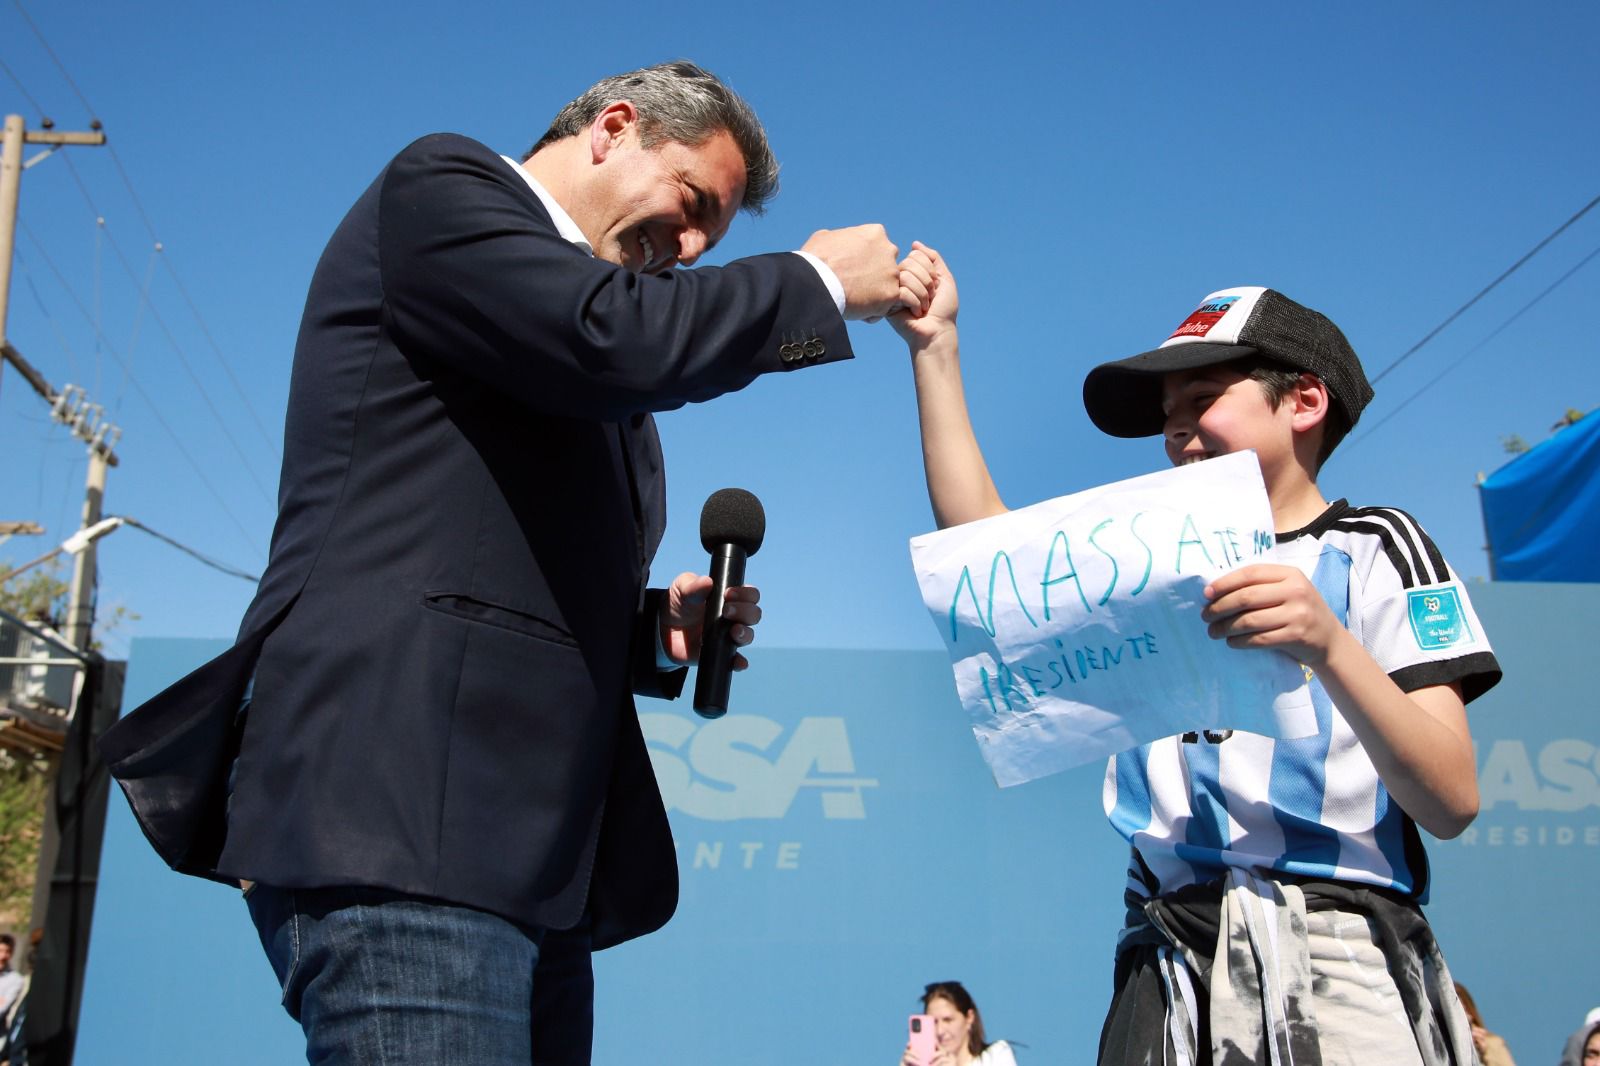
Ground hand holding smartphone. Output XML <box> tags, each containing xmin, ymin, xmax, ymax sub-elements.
<box><xmin>906</xmin><ymin>1013</ymin><xmax>938</xmax><ymax>1065</ymax></box>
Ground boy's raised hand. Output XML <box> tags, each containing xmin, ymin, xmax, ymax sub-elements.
<box><xmin>1201</xmin><ymin>564</ymin><xmax>1345</xmax><ymax>669</ymax></box>
<box><xmin>889</xmin><ymin>241</ymin><xmax>1005</xmax><ymax>526</ymax></box>
<box><xmin>889</xmin><ymin>241</ymin><xmax>959</xmax><ymax>351</ymax></box>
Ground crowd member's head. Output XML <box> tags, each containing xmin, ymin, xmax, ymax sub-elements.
<box><xmin>0</xmin><ymin>934</ymin><xmax>14</xmax><ymax>972</ymax></box>
<box><xmin>1583</xmin><ymin>1022</ymin><xmax>1600</xmax><ymax>1065</ymax></box>
<box><xmin>921</xmin><ymin>980</ymin><xmax>989</xmax><ymax>1058</ymax></box>
<box><xmin>524</xmin><ymin>62</ymin><xmax>778</xmax><ymax>274</ymax></box>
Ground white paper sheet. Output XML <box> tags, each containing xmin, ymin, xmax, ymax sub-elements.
<box><xmin>909</xmin><ymin>451</ymin><xmax>1316</xmax><ymax>787</ymax></box>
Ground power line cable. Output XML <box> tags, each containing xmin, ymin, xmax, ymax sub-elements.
<box><xmin>103</xmin><ymin>143</ymin><xmax>163</xmax><ymax>269</ymax></box>
<box><xmin>14</xmin><ymin>246</ymin><xmax>85</xmax><ymax>381</ymax></box>
<box><xmin>9</xmin><ymin>0</ymin><xmax>282</xmax><ymax>458</ymax></box>
<box><xmin>1347</xmin><ymin>240</ymin><xmax>1600</xmax><ymax>452</ymax></box>
<box><xmin>89</xmin><ymin>142</ymin><xmax>280</xmax><ymax>456</ymax></box>
<box><xmin>92</xmin><ymin>214</ymin><xmax>103</xmax><ymax>397</ymax></box>
<box><xmin>24</xmin><ymin>210</ymin><xmax>279</xmax><ymax>509</ymax></box>
<box><xmin>4</xmin><ymin>29</ymin><xmax>275</xmax><ymax>560</ymax></box>
<box><xmin>49</xmin><ymin>154</ymin><xmax>278</xmax><ymax>503</ymax></box>
<box><xmin>118</xmin><ymin>516</ymin><xmax>260</xmax><ymax>583</ymax></box>
<box><xmin>0</xmin><ymin>52</ymin><xmax>49</xmax><ymax>117</ymax></box>
<box><xmin>118</xmin><ymin>244</ymin><xmax>160</xmax><ymax>412</ymax></box>
<box><xmin>1370</xmin><ymin>192</ymin><xmax>1600</xmax><ymax>385</ymax></box>
<box><xmin>154</xmin><ymin>256</ymin><xmax>282</xmax><ymax>457</ymax></box>
<box><xmin>105</xmin><ymin>155</ymin><xmax>282</xmax><ymax>456</ymax></box>
<box><xmin>10</xmin><ymin>0</ymin><xmax>96</xmax><ymax>120</ymax></box>
<box><xmin>20</xmin><ymin>126</ymin><xmax>281</xmax><ymax>499</ymax></box>
<box><xmin>19</xmin><ymin>222</ymin><xmax>268</xmax><ymax>559</ymax></box>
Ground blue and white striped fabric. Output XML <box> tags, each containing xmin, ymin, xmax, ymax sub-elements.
<box><xmin>1104</xmin><ymin>501</ymin><xmax>1501</xmax><ymax>903</ymax></box>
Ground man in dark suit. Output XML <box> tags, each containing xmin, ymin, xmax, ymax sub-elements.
<box><xmin>99</xmin><ymin>61</ymin><xmax>915</xmax><ymax>1063</ymax></box>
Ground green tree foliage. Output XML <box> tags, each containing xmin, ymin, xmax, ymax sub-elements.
<box><xmin>0</xmin><ymin>560</ymin><xmax>71</xmax><ymax>932</ymax></box>
<box><xmin>0</xmin><ymin>556</ymin><xmax>138</xmax><ymax>932</ymax></box>
<box><xmin>0</xmin><ymin>750</ymin><xmax>48</xmax><ymax>930</ymax></box>
<box><xmin>0</xmin><ymin>556</ymin><xmax>136</xmax><ymax>649</ymax></box>
<box><xmin>1501</xmin><ymin>407</ymin><xmax>1592</xmax><ymax>456</ymax></box>
<box><xmin>0</xmin><ymin>559</ymin><xmax>68</xmax><ymax>628</ymax></box>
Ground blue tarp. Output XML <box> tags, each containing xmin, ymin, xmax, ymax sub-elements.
<box><xmin>1479</xmin><ymin>412</ymin><xmax>1600</xmax><ymax>581</ymax></box>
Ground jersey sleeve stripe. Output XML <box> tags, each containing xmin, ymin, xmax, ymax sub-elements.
<box><xmin>1390</xmin><ymin>651</ymin><xmax>1503</xmax><ymax>702</ymax></box>
<box><xmin>1335</xmin><ymin>516</ymin><xmax>1423</xmax><ymax>587</ymax></box>
<box><xmin>1373</xmin><ymin>507</ymin><xmax>1448</xmax><ymax>584</ymax></box>
<box><xmin>1356</xmin><ymin>507</ymin><xmax>1436</xmax><ymax>584</ymax></box>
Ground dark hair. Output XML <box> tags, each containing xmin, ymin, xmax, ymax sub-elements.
<box><xmin>922</xmin><ymin>981</ymin><xmax>989</xmax><ymax>1057</ymax></box>
<box><xmin>1585</xmin><ymin>1022</ymin><xmax>1600</xmax><ymax>1052</ymax></box>
<box><xmin>0</xmin><ymin>934</ymin><xmax>13</xmax><ymax>954</ymax></box>
<box><xmin>526</xmin><ymin>61</ymin><xmax>778</xmax><ymax>214</ymax></box>
<box><xmin>1232</xmin><ymin>354</ymin><xmax>1352</xmax><ymax>471</ymax></box>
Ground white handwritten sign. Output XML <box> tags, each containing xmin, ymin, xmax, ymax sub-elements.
<box><xmin>909</xmin><ymin>451</ymin><xmax>1315</xmax><ymax>787</ymax></box>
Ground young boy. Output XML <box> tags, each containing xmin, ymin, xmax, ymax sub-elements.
<box><xmin>891</xmin><ymin>245</ymin><xmax>1502</xmax><ymax>1066</ymax></box>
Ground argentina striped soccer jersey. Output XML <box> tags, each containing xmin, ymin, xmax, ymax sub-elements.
<box><xmin>1103</xmin><ymin>501</ymin><xmax>1502</xmax><ymax>902</ymax></box>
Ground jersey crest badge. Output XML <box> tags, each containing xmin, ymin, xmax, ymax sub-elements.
<box><xmin>1407</xmin><ymin>586</ymin><xmax>1473</xmax><ymax>650</ymax></box>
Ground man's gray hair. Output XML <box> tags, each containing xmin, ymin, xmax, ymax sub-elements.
<box><xmin>526</xmin><ymin>61</ymin><xmax>779</xmax><ymax>215</ymax></box>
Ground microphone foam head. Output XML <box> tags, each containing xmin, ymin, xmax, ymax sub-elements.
<box><xmin>699</xmin><ymin>488</ymin><xmax>765</xmax><ymax>555</ymax></box>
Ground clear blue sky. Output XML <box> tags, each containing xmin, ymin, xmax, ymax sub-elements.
<box><xmin>5</xmin><ymin>1</ymin><xmax>1599</xmax><ymax>1061</ymax></box>
<box><xmin>3</xmin><ymin>2</ymin><xmax>1597</xmax><ymax>660</ymax></box>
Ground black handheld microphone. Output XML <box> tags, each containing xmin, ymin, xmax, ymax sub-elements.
<box><xmin>692</xmin><ymin>488</ymin><xmax>765</xmax><ymax>718</ymax></box>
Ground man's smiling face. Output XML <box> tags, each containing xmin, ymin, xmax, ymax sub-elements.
<box><xmin>577</xmin><ymin>103</ymin><xmax>746</xmax><ymax>274</ymax></box>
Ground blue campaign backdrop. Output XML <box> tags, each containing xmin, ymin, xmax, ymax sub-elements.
<box><xmin>76</xmin><ymin>583</ymin><xmax>1599</xmax><ymax>1064</ymax></box>
<box><xmin>1480</xmin><ymin>414</ymin><xmax>1600</xmax><ymax>582</ymax></box>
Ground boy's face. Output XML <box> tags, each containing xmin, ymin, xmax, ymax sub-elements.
<box><xmin>1160</xmin><ymin>365</ymin><xmax>1295</xmax><ymax>470</ymax></box>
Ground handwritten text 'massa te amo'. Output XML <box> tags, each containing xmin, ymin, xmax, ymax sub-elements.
<box><xmin>945</xmin><ymin>512</ymin><xmax>1271</xmax><ymax>717</ymax></box>
<box><xmin>946</xmin><ymin>512</ymin><xmax>1272</xmax><ymax>645</ymax></box>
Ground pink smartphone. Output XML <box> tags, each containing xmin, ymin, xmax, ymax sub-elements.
<box><xmin>908</xmin><ymin>1013</ymin><xmax>938</xmax><ymax>1063</ymax></box>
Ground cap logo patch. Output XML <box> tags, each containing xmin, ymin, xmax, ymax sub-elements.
<box><xmin>1169</xmin><ymin>295</ymin><xmax>1240</xmax><ymax>341</ymax></box>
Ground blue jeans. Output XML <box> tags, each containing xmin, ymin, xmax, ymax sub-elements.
<box><xmin>246</xmin><ymin>885</ymin><xmax>593</xmax><ymax>1065</ymax></box>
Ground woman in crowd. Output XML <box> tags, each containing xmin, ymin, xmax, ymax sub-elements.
<box><xmin>900</xmin><ymin>981</ymin><xmax>1017</xmax><ymax>1066</ymax></box>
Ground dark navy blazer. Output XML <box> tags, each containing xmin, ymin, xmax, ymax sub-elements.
<box><xmin>98</xmin><ymin>134</ymin><xmax>852</xmax><ymax>948</ymax></box>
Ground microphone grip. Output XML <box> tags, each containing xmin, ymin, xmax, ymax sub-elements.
<box><xmin>692</xmin><ymin>543</ymin><xmax>747</xmax><ymax>718</ymax></box>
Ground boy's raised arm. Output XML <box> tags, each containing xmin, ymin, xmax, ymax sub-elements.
<box><xmin>891</xmin><ymin>243</ymin><xmax>1009</xmax><ymax>529</ymax></box>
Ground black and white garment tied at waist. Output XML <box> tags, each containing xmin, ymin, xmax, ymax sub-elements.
<box><xmin>1098</xmin><ymin>867</ymin><xmax>1477</xmax><ymax>1066</ymax></box>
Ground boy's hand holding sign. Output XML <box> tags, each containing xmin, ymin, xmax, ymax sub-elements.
<box><xmin>910</xmin><ymin>450</ymin><xmax>1314</xmax><ymax>786</ymax></box>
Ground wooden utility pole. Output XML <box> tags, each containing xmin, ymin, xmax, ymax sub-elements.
<box><xmin>0</xmin><ymin>113</ymin><xmax>107</xmax><ymax>398</ymax></box>
<box><xmin>0</xmin><ymin>109</ymin><xmax>116</xmax><ymax>648</ymax></box>
<box><xmin>0</xmin><ymin>521</ymin><xmax>44</xmax><ymax>552</ymax></box>
<box><xmin>16</xmin><ymin>375</ymin><xmax>120</xmax><ymax>904</ymax></box>
<box><xmin>60</xmin><ymin>403</ymin><xmax>115</xmax><ymax>653</ymax></box>
<box><xmin>0</xmin><ymin>116</ymin><xmax>117</xmax><ymax>1066</ymax></box>
<box><xmin>6</xmin><ymin>379</ymin><xmax>120</xmax><ymax>1066</ymax></box>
